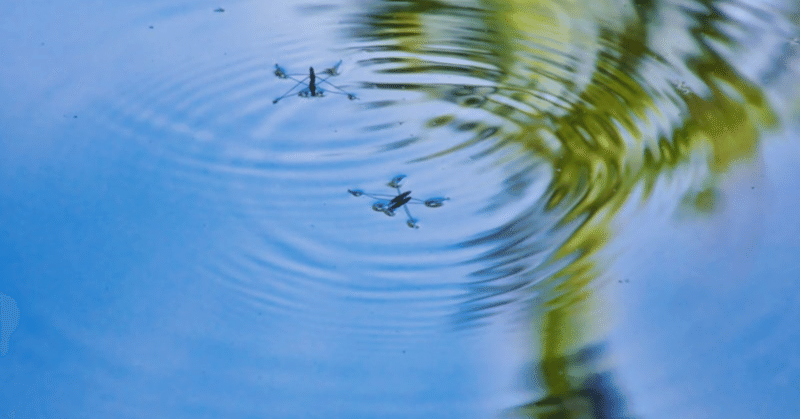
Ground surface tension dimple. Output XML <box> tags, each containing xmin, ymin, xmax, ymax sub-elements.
<box><xmin>424</xmin><ymin>198</ymin><xmax>449</xmax><ymax>208</ymax></box>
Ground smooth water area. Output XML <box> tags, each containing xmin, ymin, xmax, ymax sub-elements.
<box><xmin>2</xmin><ymin>0</ymin><xmax>799</xmax><ymax>418</ymax></box>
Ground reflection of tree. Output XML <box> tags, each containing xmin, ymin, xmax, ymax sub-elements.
<box><xmin>515</xmin><ymin>344</ymin><xmax>635</xmax><ymax>418</ymax></box>
<box><xmin>348</xmin><ymin>0</ymin><xmax>790</xmax><ymax>417</ymax></box>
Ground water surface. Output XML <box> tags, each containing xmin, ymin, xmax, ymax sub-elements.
<box><xmin>1</xmin><ymin>0</ymin><xmax>799</xmax><ymax>418</ymax></box>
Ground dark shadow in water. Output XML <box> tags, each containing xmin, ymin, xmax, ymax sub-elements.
<box><xmin>513</xmin><ymin>344</ymin><xmax>637</xmax><ymax>419</ymax></box>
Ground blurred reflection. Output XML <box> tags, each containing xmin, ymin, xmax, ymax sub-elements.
<box><xmin>512</xmin><ymin>344</ymin><xmax>637</xmax><ymax>419</ymax></box>
<box><xmin>347</xmin><ymin>0</ymin><xmax>793</xmax><ymax>416</ymax></box>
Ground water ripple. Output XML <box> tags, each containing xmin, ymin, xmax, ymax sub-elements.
<box><xmin>5</xmin><ymin>0</ymin><xmax>800</xmax><ymax>417</ymax></box>
<box><xmin>344</xmin><ymin>1</ymin><xmax>798</xmax><ymax>414</ymax></box>
<box><xmin>345</xmin><ymin>0</ymin><xmax>792</xmax><ymax>321</ymax></box>
<box><xmin>95</xmin><ymin>8</ymin><xmax>497</xmax><ymax>338</ymax></box>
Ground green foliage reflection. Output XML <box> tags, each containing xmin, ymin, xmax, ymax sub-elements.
<box><xmin>348</xmin><ymin>0</ymin><xmax>793</xmax><ymax>416</ymax></box>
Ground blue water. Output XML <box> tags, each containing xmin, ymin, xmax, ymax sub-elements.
<box><xmin>2</xmin><ymin>0</ymin><xmax>800</xmax><ymax>418</ymax></box>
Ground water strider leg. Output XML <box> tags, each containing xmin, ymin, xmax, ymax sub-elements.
<box><xmin>317</xmin><ymin>77</ymin><xmax>357</xmax><ymax>99</ymax></box>
<box><xmin>273</xmin><ymin>77</ymin><xmax>310</xmax><ymax>103</ymax></box>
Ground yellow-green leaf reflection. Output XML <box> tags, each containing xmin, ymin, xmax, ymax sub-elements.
<box><xmin>347</xmin><ymin>0</ymin><xmax>795</xmax><ymax>416</ymax></box>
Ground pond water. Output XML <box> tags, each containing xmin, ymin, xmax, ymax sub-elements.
<box><xmin>1</xmin><ymin>0</ymin><xmax>799</xmax><ymax>418</ymax></box>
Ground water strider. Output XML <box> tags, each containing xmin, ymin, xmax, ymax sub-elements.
<box><xmin>272</xmin><ymin>60</ymin><xmax>357</xmax><ymax>103</ymax></box>
<box><xmin>348</xmin><ymin>175</ymin><xmax>448</xmax><ymax>229</ymax></box>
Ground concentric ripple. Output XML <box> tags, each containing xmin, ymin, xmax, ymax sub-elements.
<box><xmin>94</xmin><ymin>1</ymin><xmax>525</xmax><ymax>339</ymax></box>
<box><xmin>94</xmin><ymin>0</ymin><xmax>800</xmax><ymax>343</ymax></box>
